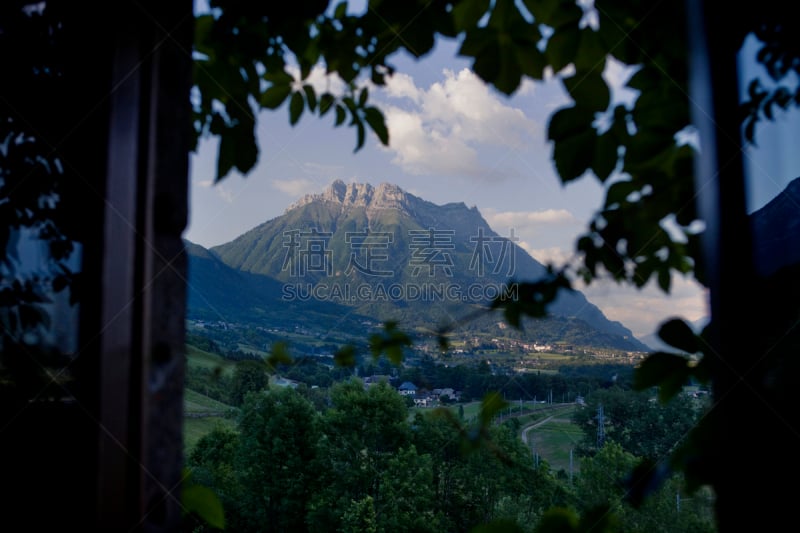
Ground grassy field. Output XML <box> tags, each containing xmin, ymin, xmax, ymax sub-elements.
<box><xmin>184</xmin><ymin>388</ymin><xmax>235</xmax><ymax>416</ymax></box>
<box><xmin>183</xmin><ymin>387</ymin><xmax>238</xmax><ymax>454</ymax></box>
<box><xmin>186</xmin><ymin>344</ymin><xmax>236</xmax><ymax>376</ymax></box>
<box><xmin>184</xmin><ymin>346</ymin><xmax>238</xmax><ymax>453</ymax></box>
<box><xmin>184</xmin><ymin>416</ymin><xmax>237</xmax><ymax>454</ymax></box>
<box><xmin>525</xmin><ymin>412</ymin><xmax>583</xmax><ymax>474</ymax></box>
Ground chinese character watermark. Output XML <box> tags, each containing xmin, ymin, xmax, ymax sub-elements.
<box><xmin>408</xmin><ymin>228</ymin><xmax>455</xmax><ymax>277</ymax></box>
<box><xmin>344</xmin><ymin>229</ymin><xmax>394</xmax><ymax>277</ymax></box>
<box><xmin>469</xmin><ymin>228</ymin><xmax>518</xmax><ymax>276</ymax></box>
<box><xmin>282</xmin><ymin>228</ymin><xmax>333</xmax><ymax>276</ymax></box>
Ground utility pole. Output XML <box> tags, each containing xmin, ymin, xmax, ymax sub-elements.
<box><xmin>596</xmin><ymin>404</ymin><xmax>606</xmax><ymax>449</ymax></box>
<box><xmin>569</xmin><ymin>448</ymin><xmax>574</xmax><ymax>485</ymax></box>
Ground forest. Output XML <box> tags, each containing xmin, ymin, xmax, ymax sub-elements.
<box><xmin>182</xmin><ymin>335</ymin><xmax>714</xmax><ymax>532</ymax></box>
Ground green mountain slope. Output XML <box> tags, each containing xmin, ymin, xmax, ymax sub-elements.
<box><xmin>203</xmin><ymin>181</ymin><xmax>646</xmax><ymax>351</ymax></box>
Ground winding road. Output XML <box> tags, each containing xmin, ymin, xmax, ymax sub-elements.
<box><xmin>520</xmin><ymin>414</ymin><xmax>557</xmax><ymax>445</ymax></box>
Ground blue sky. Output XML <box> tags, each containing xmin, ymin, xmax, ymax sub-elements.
<box><xmin>738</xmin><ymin>34</ymin><xmax>800</xmax><ymax>213</ymax></box>
<box><xmin>185</xmin><ymin>3</ymin><xmax>708</xmax><ymax>340</ymax></box>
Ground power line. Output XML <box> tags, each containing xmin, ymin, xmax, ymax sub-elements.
<box><xmin>596</xmin><ymin>404</ymin><xmax>605</xmax><ymax>448</ymax></box>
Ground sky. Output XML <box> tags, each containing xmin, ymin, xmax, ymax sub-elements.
<box><xmin>185</xmin><ymin>6</ymin><xmax>709</xmax><ymax>341</ymax></box>
<box><xmin>738</xmin><ymin>34</ymin><xmax>800</xmax><ymax>213</ymax></box>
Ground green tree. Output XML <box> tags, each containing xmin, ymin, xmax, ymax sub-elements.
<box><xmin>410</xmin><ymin>408</ymin><xmax>561</xmax><ymax>531</ymax></box>
<box><xmin>229</xmin><ymin>359</ymin><xmax>269</xmax><ymax>406</ymax></box>
<box><xmin>236</xmin><ymin>388</ymin><xmax>320</xmax><ymax>532</ymax></box>
<box><xmin>375</xmin><ymin>446</ymin><xmax>440</xmax><ymax>532</ymax></box>
<box><xmin>575</xmin><ymin>442</ymin><xmax>714</xmax><ymax>533</ymax></box>
<box><xmin>572</xmin><ymin>387</ymin><xmax>699</xmax><ymax>459</ymax></box>
<box><xmin>308</xmin><ymin>379</ymin><xmax>411</xmax><ymax>530</ymax></box>
<box><xmin>340</xmin><ymin>496</ymin><xmax>378</xmax><ymax>533</ymax></box>
<box><xmin>186</xmin><ymin>428</ymin><xmax>243</xmax><ymax>531</ymax></box>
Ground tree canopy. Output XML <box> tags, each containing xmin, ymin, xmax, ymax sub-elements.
<box><xmin>189</xmin><ymin>1</ymin><xmax>800</xmax><ymax>529</ymax></box>
<box><xmin>4</xmin><ymin>0</ymin><xmax>800</xmax><ymax>530</ymax></box>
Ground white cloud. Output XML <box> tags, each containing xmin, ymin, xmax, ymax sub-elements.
<box><xmin>482</xmin><ymin>203</ymin><xmax>709</xmax><ymax>338</ymax></box>
<box><xmin>517</xmin><ymin>78</ymin><xmax>536</xmax><ymax>96</ymax></box>
<box><xmin>480</xmin><ymin>207</ymin><xmax>584</xmax><ymax>270</ymax></box>
<box><xmin>383</xmin><ymin>106</ymin><xmax>483</xmax><ymax>177</ymax></box>
<box><xmin>383</xmin><ymin>72</ymin><xmax>422</xmax><ymax>103</ymax></box>
<box><xmin>285</xmin><ymin>64</ymin><xmax>347</xmax><ymax>97</ymax></box>
<box><xmin>216</xmin><ymin>184</ymin><xmax>234</xmax><ymax>204</ymax></box>
<box><xmin>197</xmin><ymin>179</ymin><xmax>214</xmax><ymax>188</ymax></box>
<box><xmin>579</xmin><ymin>275</ymin><xmax>708</xmax><ymax>339</ymax></box>
<box><xmin>522</xmin><ymin>245</ymin><xmax>573</xmax><ymax>265</ymax></box>
<box><xmin>482</xmin><ymin>207</ymin><xmax>580</xmax><ymax>245</ymax></box>
<box><xmin>272</xmin><ymin>178</ymin><xmax>316</xmax><ymax>197</ymax></box>
<box><xmin>380</xmin><ymin>68</ymin><xmax>540</xmax><ymax>177</ymax></box>
<box><xmin>483</xmin><ymin>208</ymin><xmax>576</xmax><ymax>228</ymax></box>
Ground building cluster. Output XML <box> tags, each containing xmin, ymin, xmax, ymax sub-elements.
<box><xmin>363</xmin><ymin>376</ymin><xmax>461</xmax><ymax>407</ymax></box>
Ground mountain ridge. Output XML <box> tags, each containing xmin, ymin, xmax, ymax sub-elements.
<box><xmin>190</xmin><ymin>180</ymin><xmax>649</xmax><ymax>352</ymax></box>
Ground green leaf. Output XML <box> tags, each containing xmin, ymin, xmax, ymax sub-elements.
<box><xmin>358</xmin><ymin>86</ymin><xmax>368</xmax><ymax>107</ymax></box>
<box><xmin>545</xmin><ymin>26</ymin><xmax>580</xmax><ymax>73</ymax></box>
<box><xmin>516</xmin><ymin>44</ymin><xmax>547</xmax><ymax>80</ymax></box>
<box><xmin>547</xmin><ymin>106</ymin><xmax>595</xmax><ymax>142</ymax></box>
<box><xmin>334</xmin><ymin>345</ymin><xmax>357</xmax><ymax>367</ymax></box>
<box><xmin>333</xmin><ymin>0</ymin><xmax>347</xmax><ymax>19</ymax></box>
<box><xmin>524</xmin><ymin>0</ymin><xmax>582</xmax><ymax>29</ymax></box>
<box><xmin>355</xmin><ymin>119</ymin><xmax>366</xmax><ymax>151</ymax></box>
<box><xmin>437</xmin><ymin>333</ymin><xmax>450</xmax><ymax>353</ymax></box>
<box><xmin>453</xmin><ymin>0</ymin><xmax>490</xmax><ymax>31</ymax></box>
<box><xmin>657</xmin><ymin>318</ymin><xmax>699</xmax><ymax>353</ymax></box>
<box><xmin>494</xmin><ymin>42</ymin><xmax>525</xmax><ymax>95</ymax></box>
<box><xmin>562</xmin><ymin>70</ymin><xmax>610</xmax><ymax>112</ymax></box>
<box><xmin>302</xmin><ymin>84</ymin><xmax>317</xmax><ymax>111</ymax></box>
<box><xmin>553</xmin><ymin>128</ymin><xmax>596</xmax><ymax>181</ymax></box>
<box><xmin>183</xmin><ymin>483</ymin><xmax>225</xmax><ymax>530</ymax></box>
<box><xmin>216</xmin><ymin>116</ymin><xmax>258</xmax><ymax>180</ymax></box>
<box><xmin>368</xmin><ymin>321</ymin><xmax>412</xmax><ymax>365</ymax></box>
<box><xmin>319</xmin><ymin>93</ymin><xmax>335</xmax><ymax>116</ymax></box>
<box><xmin>262</xmin><ymin>70</ymin><xmax>294</xmax><ymax>85</ymax></box>
<box><xmin>259</xmin><ymin>84</ymin><xmax>292</xmax><ymax>109</ymax></box>
<box><xmin>624</xmin><ymin>460</ymin><xmax>670</xmax><ymax>509</ymax></box>
<box><xmin>657</xmin><ymin>266</ymin><xmax>670</xmax><ymax>292</ymax></box>
<box><xmin>266</xmin><ymin>341</ymin><xmax>293</xmax><ymax>370</ymax></box>
<box><xmin>289</xmin><ymin>91</ymin><xmax>304</xmax><ymax>125</ymax></box>
<box><xmin>478</xmin><ymin>391</ymin><xmax>508</xmax><ymax>427</ymax></box>
<box><xmin>334</xmin><ymin>104</ymin><xmax>347</xmax><ymax>126</ymax></box>
<box><xmin>627</xmin><ymin>67</ymin><xmax>658</xmax><ymax>92</ymax></box>
<box><xmin>470</xmin><ymin>39</ymin><xmax>501</xmax><ymax>88</ymax></box>
<box><xmin>633</xmin><ymin>351</ymin><xmax>692</xmax><ymax>402</ymax></box>
<box><xmin>363</xmin><ymin>107</ymin><xmax>389</xmax><ymax>145</ymax></box>
<box><xmin>19</xmin><ymin>303</ymin><xmax>49</xmax><ymax>330</ymax></box>
<box><xmin>592</xmin><ymin>130</ymin><xmax>618</xmax><ymax>181</ymax></box>
<box><xmin>460</xmin><ymin>27</ymin><xmax>495</xmax><ymax>58</ymax></box>
<box><xmin>574</xmin><ymin>28</ymin><xmax>608</xmax><ymax>72</ymax></box>
<box><xmin>605</xmin><ymin>179</ymin><xmax>638</xmax><ymax>207</ymax></box>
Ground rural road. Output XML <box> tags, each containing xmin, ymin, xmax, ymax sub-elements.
<box><xmin>520</xmin><ymin>415</ymin><xmax>557</xmax><ymax>445</ymax></box>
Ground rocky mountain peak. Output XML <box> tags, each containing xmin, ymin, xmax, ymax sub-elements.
<box><xmin>287</xmin><ymin>180</ymin><xmax>417</xmax><ymax>213</ymax></box>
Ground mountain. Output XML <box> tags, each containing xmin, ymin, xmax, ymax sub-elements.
<box><xmin>751</xmin><ymin>176</ymin><xmax>800</xmax><ymax>277</ymax></box>
<box><xmin>640</xmin><ymin>316</ymin><xmax>709</xmax><ymax>352</ymax></box>
<box><xmin>185</xmin><ymin>240</ymin><xmax>375</xmax><ymax>336</ymax></box>
<box><xmin>190</xmin><ymin>180</ymin><xmax>648</xmax><ymax>352</ymax></box>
